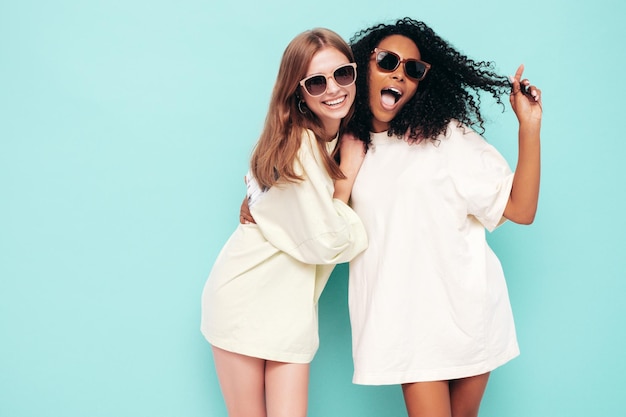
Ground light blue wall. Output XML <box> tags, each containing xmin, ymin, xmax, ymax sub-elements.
<box><xmin>1</xmin><ymin>1</ymin><xmax>624</xmax><ymax>416</ymax></box>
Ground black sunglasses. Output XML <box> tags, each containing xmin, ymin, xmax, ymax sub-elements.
<box><xmin>299</xmin><ymin>63</ymin><xmax>357</xmax><ymax>96</ymax></box>
<box><xmin>373</xmin><ymin>48</ymin><xmax>431</xmax><ymax>81</ymax></box>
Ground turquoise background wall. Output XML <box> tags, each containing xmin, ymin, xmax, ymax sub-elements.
<box><xmin>1</xmin><ymin>0</ymin><xmax>624</xmax><ymax>416</ymax></box>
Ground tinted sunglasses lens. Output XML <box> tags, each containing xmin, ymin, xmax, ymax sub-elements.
<box><xmin>376</xmin><ymin>51</ymin><xmax>400</xmax><ymax>71</ymax></box>
<box><xmin>405</xmin><ymin>61</ymin><xmax>427</xmax><ymax>80</ymax></box>
<box><xmin>304</xmin><ymin>75</ymin><xmax>327</xmax><ymax>96</ymax></box>
<box><xmin>333</xmin><ymin>65</ymin><xmax>356</xmax><ymax>86</ymax></box>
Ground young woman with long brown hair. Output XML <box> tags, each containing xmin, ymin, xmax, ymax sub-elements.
<box><xmin>200</xmin><ymin>28</ymin><xmax>368</xmax><ymax>417</ymax></box>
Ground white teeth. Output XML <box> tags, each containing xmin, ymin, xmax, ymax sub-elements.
<box><xmin>324</xmin><ymin>96</ymin><xmax>346</xmax><ymax>106</ymax></box>
<box><xmin>388</xmin><ymin>87</ymin><xmax>402</xmax><ymax>96</ymax></box>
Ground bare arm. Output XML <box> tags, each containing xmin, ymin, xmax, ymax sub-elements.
<box><xmin>333</xmin><ymin>133</ymin><xmax>366</xmax><ymax>204</ymax></box>
<box><xmin>240</xmin><ymin>134</ymin><xmax>366</xmax><ymax>224</ymax></box>
<box><xmin>503</xmin><ymin>64</ymin><xmax>542</xmax><ymax>225</ymax></box>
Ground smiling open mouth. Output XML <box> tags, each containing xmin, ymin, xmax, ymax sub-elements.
<box><xmin>324</xmin><ymin>96</ymin><xmax>346</xmax><ymax>107</ymax></box>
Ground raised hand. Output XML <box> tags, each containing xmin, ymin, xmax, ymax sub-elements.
<box><xmin>509</xmin><ymin>64</ymin><xmax>542</xmax><ymax>124</ymax></box>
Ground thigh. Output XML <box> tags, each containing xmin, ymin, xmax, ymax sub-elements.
<box><xmin>211</xmin><ymin>345</ymin><xmax>267</xmax><ymax>417</ymax></box>
<box><xmin>449</xmin><ymin>372</ymin><xmax>490</xmax><ymax>417</ymax></box>
<box><xmin>265</xmin><ymin>361</ymin><xmax>310</xmax><ymax>417</ymax></box>
<box><xmin>402</xmin><ymin>380</ymin><xmax>452</xmax><ymax>417</ymax></box>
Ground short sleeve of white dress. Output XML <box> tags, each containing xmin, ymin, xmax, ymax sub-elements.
<box><xmin>446</xmin><ymin>124</ymin><xmax>514</xmax><ymax>232</ymax></box>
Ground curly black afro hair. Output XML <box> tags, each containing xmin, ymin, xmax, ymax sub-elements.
<box><xmin>348</xmin><ymin>17</ymin><xmax>510</xmax><ymax>146</ymax></box>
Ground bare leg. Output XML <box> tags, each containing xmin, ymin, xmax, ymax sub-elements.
<box><xmin>211</xmin><ymin>346</ymin><xmax>267</xmax><ymax>417</ymax></box>
<box><xmin>449</xmin><ymin>373</ymin><xmax>490</xmax><ymax>417</ymax></box>
<box><xmin>265</xmin><ymin>360</ymin><xmax>310</xmax><ymax>417</ymax></box>
<box><xmin>402</xmin><ymin>380</ymin><xmax>452</xmax><ymax>417</ymax></box>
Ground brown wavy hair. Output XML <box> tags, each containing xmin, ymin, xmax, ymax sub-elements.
<box><xmin>250</xmin><ymin>28</ymin><xmax>355</xmax><ymax>189</ymax></box>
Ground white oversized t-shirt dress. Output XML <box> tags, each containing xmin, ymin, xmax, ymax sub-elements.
<box><xmin>201</xmin><ymin>130</ymin><xmax>368</xmax><ymax>364</ymax></box>
<box><xmin>348</xmin><ymin>121</ymin><xmax>519</xmax><ymax>385</ymax></box>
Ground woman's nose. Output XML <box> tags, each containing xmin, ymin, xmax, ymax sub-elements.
<box><xmin>325</xmin><ymin>76</ymin><xmax>342</xmax><ymax>93</ymax></box>
<box><xmin>391</xmin><ymin>67</ymin><xmax>405</xmax><ymax>81</ymax></box>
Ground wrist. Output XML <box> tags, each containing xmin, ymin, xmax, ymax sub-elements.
<box><xmin>518</xmin><ymin>121</ymin><xmax>541</xmax><ymax>137</ymax></box>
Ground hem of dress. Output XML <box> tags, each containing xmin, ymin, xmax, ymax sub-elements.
<box><xmin>203</xmin><ymin>331</ymin><xmax>315</xmax><ymax>364</ymax></box>
<box><xmin>352</xmin><ymin>346</ymin><xmax>520</xmax><ymax>385</ymax></box>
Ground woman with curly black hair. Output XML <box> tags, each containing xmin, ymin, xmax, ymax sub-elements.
<box><xmin>345</xmin><ymin>17</ymin><xmax>542</xmax><ymax>417</ymax></box>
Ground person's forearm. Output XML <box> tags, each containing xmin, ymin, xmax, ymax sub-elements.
<box><xmin>333</xmin><ymin>168</ymin><xmax>358</xmax><ymax>204</ymax></box>
<box><xmin>333</xmin><ymin>134</ymin><xmax>365</xmax><ymax>205</ymax></box>
<box><xmin>504</xmin><ymin>121</ymin><xmax>541</xmax><ymax>224</ymax></box>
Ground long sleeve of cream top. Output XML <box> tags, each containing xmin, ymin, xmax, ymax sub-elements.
<box><xmin>201</xmin><ymin>129</ymin><xmax>368</xmax><ymax>363</ymax></box>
